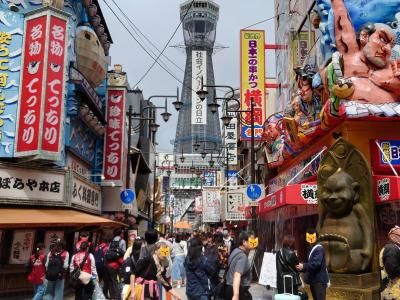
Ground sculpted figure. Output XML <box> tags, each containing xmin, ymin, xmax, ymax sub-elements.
<box><xmin>318</xmin><ymin>169</ymin><xmax>373</xmax><ymax>273</ymax></box>
<box><xmin>262</xmin><ymin>115</ymin><xmax>285</xmax><ymax>167</ymax></box>
<box><xmin>332</xmin><ymin>0</ymin><xmax>400</xmax><ymax>102</ymax></box>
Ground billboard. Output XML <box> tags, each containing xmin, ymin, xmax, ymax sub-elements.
<box><xmin>15</xmin><ymin>9</ymin><xmax>68</xmax><ymax>161</ymax></box>
<box><xmin>0</xmin><ymin>11</ymin><xmax>23</xmax><ymax>157</ymax></box>
<box><xmin>202</xmin><ymin>187</ymin><xmax>221</xmax><ymax>223</ymax></box>
<box><xmin>224</xmin><ymin>111</ymin><xmax>238</xmax><ymax>165</ymax></box>
<box><xmin>240</xmin><ymin>30</ymin><xmax>265</xmax><ymax>140</ymax></box>
<box><xmin>191</xmin><ymin>50</ymin><xmax>207</xmax><ymax>125</ymax></box>
<box><xmin>102</xmin><ymin>88</ymin><xmax>126</xmax><ymax>186</ymax></box>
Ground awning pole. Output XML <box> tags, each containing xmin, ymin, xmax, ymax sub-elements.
<box><xmin>286</xmin><ymin>146</ymin><xmax>327</xmax><ymax>186</ymax></box>
<box><xmin>219</xmin><ymin>162</ymin><xmax>251</xmax><ymax>190</ymax></box>
<box><xmin>375</xmin><ymin>140</ymin><xmax>398</xmax><ymax>177</ymax></box>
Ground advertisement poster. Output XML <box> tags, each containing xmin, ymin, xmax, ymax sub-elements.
<box><xmin>191</xmin><ymin>50</ymin><xmax>207</xmax><ymax>125</ymax></box>
<box><xmin>9</xmin><ymin>230</ymin><xmax>35</xmax><ymax>264</ymax></box>
<box><xmin>44</xmin><ymin>231</ymin><xmax>64</xmax><ymax>252</ymax></box>
<box><xmin>202</xmin><ymin>187</ymin><xmax>221</xmax><ymax>223</ymax></box>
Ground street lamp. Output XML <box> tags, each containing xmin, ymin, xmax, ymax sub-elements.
<box><xmin>180</xmin><ymin>148</ymin><xmax>185</xmax><ymax>163</ymax></box>
<box><xmin>221</xmin><ymin>115</ymin><xmax>233</xmax><ymax>126</ymax></box>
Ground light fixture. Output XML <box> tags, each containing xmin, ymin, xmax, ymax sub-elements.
<box><xmin>180</xmin><ymin>149</ymin><xmax>185</xmax><ymax>163</ymax></box>
<box><xmin>193</xmin><ymin>142</ymin><xmax>200</xmax><ymax>152</ymax></box>
<box><xmin>190</xmin><ymin>161</ymin><xmax>196</xmax><ymax>174</ymax></box>
<box><xmin>160</xmin><ymin>111</ymin><xmax>171</xmax><ymax>122</ymax></box>
<box><xmin>174</xmin><ymin>162</ymin><xmax>178</xmax><ymax>169</ymax></box>
<box><xmin>196</xmin><ymin>89</ymin><xmax>208</xmax><ymax>101</ymax></box>
<box><xmin>149</xmin><ymin>123</ymin><xmax>160</xmax><ymax>133</ymax></box>
<box><xmin>208</xmin><ymin>102</ymin><xmax>220</xmax><ymax>114</ymax></box>
<box><xmin>166</xmin><ymin>170</ymin><xmax>172</xmax><ymax>177</ymax></box>
<box><xmin>201</xmin><ymin>150</ymin><xmax>207</xmax><ymax>159</ymax></box>
<box><xmin>221</xmin><ymin>115</ymin><xmax>233</xmax><ymax>126</ymax></box>
<box><xmin>172</xmin><ymin>99</ymin><xmax>183</xmax><ymax>111</ymax></box>
<box><xmin>209</xmin><ymin>160</ymin><xmax>215</xmax><ymax>168</ymax></box>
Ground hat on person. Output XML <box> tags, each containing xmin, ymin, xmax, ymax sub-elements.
<box><xmin>389</xmin><ymin>225</ymin><xmax>400</xmax><ymax>245</ymax></box>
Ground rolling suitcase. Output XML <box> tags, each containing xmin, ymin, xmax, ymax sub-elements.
<box><xmin>274</xmin><ymin>275</ymin><xmax>301</xmax><ymax>300</ymax></box>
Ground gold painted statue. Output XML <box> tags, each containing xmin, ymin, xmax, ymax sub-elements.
<box><xmin>317</xmin><ymin>138</ymin><xmax>374</xmax><ymax>274</ymax></box>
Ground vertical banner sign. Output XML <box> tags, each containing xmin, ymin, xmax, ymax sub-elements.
<box><xmin>9</xmin><ymin>230</ymin><xmax>35</xmax><ymax>264</ymax></box>
<box><xmin>15</xmin><ymin>9</ymin><xmax>68</xmax><ymax>160</ymax></box>
<box><xmin>202</xmin><ymin>187</ymin><xmax>221</xmax><ymax>222</ymax></box>
<box><xmin>0</xmin><ymin>12</ymin><xmax>23</xmax><ymax>157</ymax></box>
<box><xmin>240</xmin><ymin>30</ymin><xmax>265</xmax><ymax>140</ymax></box>
<box><xmin>102</xmin><ymin>88</ymin><xmax>126</xmax><ymax>186</ymax></box>
<box><xmin>224</xmin><ymin>110</ymin><xmax>238</xmax><ymax>165</ymax></box>
<box><xmin>41</xmin><ymin>15</ymin><xmax>67</xmax><ymax>155</ymax></box>
<box><xmin>192</xmin><ymin>50</ymin><xmax>207</xmax><ymax>125</ymax></box>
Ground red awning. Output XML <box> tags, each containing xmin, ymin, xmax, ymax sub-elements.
<box><xmin>258</xmin><ymin>182</ymin><xmax>318</xmax><ymax>215</ymax></box>
<box><xmin>374</xmin><ymin>175</ymin><xmax>400</xmax><ymax>203</ymax></box>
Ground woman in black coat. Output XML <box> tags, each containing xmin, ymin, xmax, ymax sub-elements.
<box><xmin>276</xmin><ymin>235</ymin><xmax>301</xmax><ymax>295</ymax></box>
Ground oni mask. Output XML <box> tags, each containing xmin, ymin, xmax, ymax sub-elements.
<box><xmin>248</xmin><ymin>237</ymin><xmax>258</xmax><ymax>249</ymax></box>
<box><xmin>306</xmin><ymin>232</ymin><xmax>317</xmax><ymax>244</ymax></box>
<box><xmin>159</xmin><ymin>246</ymin><xmax>170</xmax><ymax>257</ymax></box>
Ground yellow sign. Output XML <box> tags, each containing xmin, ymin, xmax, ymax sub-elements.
<box><xmin>240</xmin><ymin>30</ymin><xmax>266</xmax><ymax>140</ymax></box>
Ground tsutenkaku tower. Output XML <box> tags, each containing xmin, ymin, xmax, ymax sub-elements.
<box><xmin>174</xmin><ymin>0</ymin><xmax>222</xmax><ymax>154</ymax></box>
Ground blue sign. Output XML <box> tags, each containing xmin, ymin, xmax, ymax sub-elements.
<box><xmin>120</xmin><ymin>189</ymin><xmax>135</xmax><ymax>204</ymax></box>
<box><xmin>380</xmin><ymin>140</ymin><xmax>400</xmax><ymax>166</ymax></box>
<box><xmin>246</xmin><ymin>184</ymin><xmax>262</xmax><ymax>200</ymax></box>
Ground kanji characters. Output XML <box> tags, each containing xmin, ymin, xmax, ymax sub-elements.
<box><xmin>39</xmin><ymin>180</ymin><xmax>49</xmax><ymax>192</ymax></box>
<box><xmin>29</xmin><ymin>40</ymin><xmax>41</xmax><ymax>56</ymax></box>
<box><xmin>50</xmin><ymin>40</ymin><xmax>63</xmax><ymax>56</ymax></box>
<box><xmin>30</xmin><ymin>25</ymin><xmax>43</xmax><ymax>40</ymax></box>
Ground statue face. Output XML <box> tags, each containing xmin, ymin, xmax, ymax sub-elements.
<box><xmin>265</xmin><ymin>123</ymin><xmax>279</xmax><ymax>142</ymax></box>
<box><xmin>363</xmin><ymin>26</ymin><xmax>395</xmax><ymax>68</ymax></box>
<box><xmin>320</xmin><ymin>171</ymin><xmax>359</xmax><ymax>217</ymax></box>
<box><xmin>299</xmin><ymin>79</ymin><xmax>313</xmax><ymax>103</ymax></box>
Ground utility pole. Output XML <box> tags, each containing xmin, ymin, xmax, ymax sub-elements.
<box><xmin>250</xmin><ymin>97</ymin><xmax>257</xmax><ymax>234</ymax></box>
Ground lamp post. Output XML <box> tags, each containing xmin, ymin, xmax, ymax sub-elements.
<box><xmin>197</xmin><ymin>80</ymin><xmax>258</xmax><ymax>233</ymax></box>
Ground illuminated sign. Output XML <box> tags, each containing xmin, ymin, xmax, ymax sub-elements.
<box><xmin>240</xmin><ymin>30</ymin><xmax>266</xmax><ymax>140</ymax></box>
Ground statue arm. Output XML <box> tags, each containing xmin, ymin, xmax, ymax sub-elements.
<box><xmin>353</xmin><ymin>204</ymin><xmax>373</xmax><ymax>271</ymax></box>
<box><xmin>331</xmin><ymin>0</ymin><xmax>358</xmax><ymax>54</ymax></box>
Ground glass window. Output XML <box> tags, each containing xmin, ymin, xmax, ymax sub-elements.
<box><xmin>195</xmin><ymin>20</ymin><xmax>205</xmax><ymax>33</ymax></box>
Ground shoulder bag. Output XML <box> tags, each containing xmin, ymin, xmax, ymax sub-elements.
<box><xmin>70</xmin><ymin>253</ymin><xmax>89</xmax><ymax>288</ymax></box>
<box><xmin>213</xmin><ymin>251</ymin><xmax>243</xmax><ymax>300</ymax></box>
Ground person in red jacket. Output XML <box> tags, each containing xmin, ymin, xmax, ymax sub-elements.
<box><xmin>28</xmin><ymin>243</ymin><xmax>46</xmax><ymax>300</ymax></box>
<box><xmin>104</xmin><ymin>240</ymin><xmax>124</xmax><ymax>300</ymax></box>
<box><xmin>70</xmin><ymin>241</ymin><xmax>98</xmax><ymax>300</ymax></box>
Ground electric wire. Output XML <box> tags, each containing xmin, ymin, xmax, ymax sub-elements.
<box><xmin>242</xmin><ymin>13</ymin><xmax>284</xmax><ymax>29</ymax></box>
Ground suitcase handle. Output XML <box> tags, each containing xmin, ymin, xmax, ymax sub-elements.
<box><xmin>283</xmin><ymin>274</ymin><xmax>294</xmax><ymax>295</ymax></box>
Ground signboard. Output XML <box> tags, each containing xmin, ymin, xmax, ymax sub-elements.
<box><xmin>71</xmin><ymin>173</ymin><xmax>101</xmax><ymax>213</ymax></box>
<box><xmin>0</xmin><ymin>166</ymin><xmax>65</xmax><ymax>203</ymax></box>
<box><xmin>259</xmin><ymin>182</ymin><xmax>317</xmax><ymax>214</ymax></box>
<box><xmin>120</xmin><ymin>189</ymin><xmax>135</xmax><ymax>204</ymax></box>
<box><xmin>102</xmin><ymin>88</ymin><xmax>126</xmax><ymax>186</ymax></box>
<box><xmin>371</xmin><ymin>139</ymin><xmax>400</xmax><ymax>173</ymax></box>
<box><xmin>191</xmin><ymin>50</ymin><xmax>207</xmax><ymax>125</ymax></box>
<box><xmin>202</xmin><ymin>187</ymin><xmax>221</xmax><ymax>222</ymax></box>
<box><xmin>44</xmin><ymin>231</ymin><xmax>64</xmax><ymax>252</ymax></box>
<box><xmin>15</xmin><ymin>9</ymin><xmax>68</xmax><ymax>161</ymax></box>
<box><xmin>240</xmin><ymin>30</ymin><xmax>265</xmax><ymax>141</ymax></box>
<box><xmin>259</xmin><ymin>252</ymin><xmax>277</xmax><ymax>287</ymax></box>
<box><xmin>247</xmin><ymin>184</ymin><xmax>262</xmax><ymax>200</ymax></box>
<box><xmin>9</xmin><ymin>230</ymin><xmax>35</xmax><ymax>264</ymax></box>
<box><xmin>67</xmin><ymin>152</ymin><xmax>91</xmax><ymax>179</ymax></box>
<box><xmin>373</xmin><ymin>175</ymin><xmax>400</xmax><ymax>203</ymax></box>
<box><xmin>225</xmin><ymin>192</ymin><xmax>246</xmax><ymax>220</ymax></box>
<box><xmin>224</xmin><ymin>112</ymin><xmax>238</xmax><ymax>165</ymax></box>
<box><xmin>226</xmin><ymin>170</ymin><xmax>238</xmax><ymax>186</ymax></box>
<box><xmin>203</xmin><ymin>171</ymin><xmax>217</xmax><ymax>187</ymax></box>
<box><xmin>0</xmin><ymin>11</ymin><xmax>23</xmax><ymax>157</ymax></box>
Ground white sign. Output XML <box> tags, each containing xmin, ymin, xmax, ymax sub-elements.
<box><xmin>0</xmin><ymin>167</ymin><xmax>65</xmax><ymax>203</ymax></box>
<box><xmin>9</xmin><ymin>230</ymin><xmax>35</xmax><ymax>264</ymax></box>
<box><xmin>259</xmin><ymin>252</ymin><xmax>277</xmax><ymax>287</ymax></box>
<box><xmin>192</xmin><ymin>50</ymin><xmax>207</xmax><ymax>125</ymax></box>
<box><xmin>224</xmin><ymin>112</ymin><xmax>238</xmax><ymax>165</ymax></box>
<box><xmin>67</xmin><ymin>153</ymin><xmax>91</xmax><ymax>179</ymax></box>
<box><xmin>44</xmin><ymin>231</ymin><xmax>64</xmax><ymax>252</ymax></box>
<box><xmin>225</xmin><ymin>192</ymin><xmax>246</xmax><ymax>220</ymax></box>
<box><xmin>202</xmin><ymin>187</ymin><xmax>221</xmax><ymax>222</ymax></box>
<box><xmin>71</xmin><ymin>173</ymin><xmax>101</xmax><ymax>212</ymax></box>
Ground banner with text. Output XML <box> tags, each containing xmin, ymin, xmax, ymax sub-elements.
<box><xmin>191</xmin><ymin>50</ymin><xmax>207</xmax><ymax>125</ymax></box>
<box><xmin>240</xmin><ymin>30</ymin><xmax>265</xmax><ymax>140</ymax></box>
<box><xmin>202</xmin><ymin>187</ymin><xmax>221</xmax><ymax>223</ymax></box>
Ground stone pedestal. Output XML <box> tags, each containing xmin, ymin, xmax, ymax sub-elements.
<box><xmin>306</xmin><ymin>272</ymin><xmax>381</xmax><ymax>300</ymax></box>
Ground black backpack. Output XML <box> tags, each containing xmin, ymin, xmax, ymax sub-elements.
<box><xmin>94</xmin><ymin>245</ymin><xmax>106</xmax><ymax>273</ymax></box>
<box><xmin>46</xmin><ymin>253</ymin><xmax>64</xmax><ymax>281</ymax></box>
<box><xmin>105</xmin><ymin>241</ymin><xmax>123</xmax><ymax>263</ymax></box>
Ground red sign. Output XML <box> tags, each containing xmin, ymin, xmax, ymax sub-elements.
<box><xmin>102</xmin><ymin>88</ymin><xmax>126</xmax><ymax>184</ymax></box>
<box><xmin>15</xmin><ymin>15</ymin><xmax>47</xmax><ymax>154</ymax></box>
<box><xmin>374</xmin><ymin>175</ymin><xmax>400</xmax><ymax>204</ymax></box>
<box><xmin>41</xmin><ymin>16</ymin><xmax>67</xmax><ymax>153</ymax></box>
<box><xmin>15</xmin><ymin>9</ymin><xmax>68</xmax><ymax>160</ymax></box>
<box><xmin>258</xmin><ymin>182</ymin><xmax>317</xmax><ymax>214</ymax></box>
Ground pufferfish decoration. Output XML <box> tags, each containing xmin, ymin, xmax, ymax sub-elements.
<box><xmin>248</xmin><ymin>237</ymin><xmax>259</xmax><ymax>249</ymax></box>
<box><xmin>159</xmin><ymin>246</ymin><xmax>170</xmax><ymax>257</ymax></box>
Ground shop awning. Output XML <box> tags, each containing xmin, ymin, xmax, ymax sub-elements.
<box><xmin>374</xmin><ymin>175</ymin><xmax>400</xmax><ymax>203</ymax></box>
<box><xmin>0</xmin><ymin>208</ymin><xmax>126</xmax><ymax>228</ymax></box>
<box><xmin>258</xmin><ymin>182</ymin><xmax>318</xmax><ymax>214</ymax></box>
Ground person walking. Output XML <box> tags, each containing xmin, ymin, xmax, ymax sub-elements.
<box><xmin>203</xmin><ymin>232</ymin><xmax>220</xmax><ymax>293</ymax></box>
<box><xmin>121</xmin><ymin>238</ymin><xmax>143</xmax><ymax>300</ymax></box>
<box><xmin>276</xmin><ymin>235</ymin><xmax>301</xmax><ymax>295</ymax></box>
<box><xmin>171</xmin><ymin>234</ymin><xmax>186</xmax><ymax>288</ymax></box>
<box><xmin>381</xmin><ymin>225</ymin><xmax>400</xmax><ymax>300</ymax></box>
<box><xmin>214</xmin><ymin>232</ymin><xmax>229</xmax><ymax>280</ymax></box>
<box><xmin>44</xmin><ymin>240</ymin><xmax>69</xmax><ymax>300</ymax></box>
<box><xmin>103</xmin><ymin>238</ymin><xmax>125</xmax><ymax>300</ymax></box>
<box><xmin>184</xmin><ymin>237</ymin><xmax>217</xmax><ymax>300</ymax></box>
<box><xmin>225</xmin><ymin>231</ymin><xmax>254</xmax><ymax>300</ymax></box>
<box><xmin>28</xmin><ymin>243</ymin><xmax>46</xmax><ymax>300</ymax></box>
<box><xmin>296</xmin><ymin>228</ymin><xmax>329</xmax><ymax>300</ymax></box>
<box><xmin>70</xmin><ymin>241</ymin><xmax>98</xmax><ymax>300</ymax></box>
<box><xmin>113</xmin><ymin>229</ymin><xmax>127</xmax><ymax>252</ymax></box>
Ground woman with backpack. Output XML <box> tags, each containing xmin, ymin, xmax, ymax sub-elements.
<box><xmin>184</xmin><ymin>237</ymin><xmax>217</xmax><ymax>300</ymax></box>
<box><xmin>171</xmin><ymin>234</ymin><xmax>186</xmax><ymax>288</ymax></box>
<box><xmin>28</xmin><ymin>243</ymin><xmax>46</xmax><ymax>300</ymax></box>
<box><xmin>44</xmin><ymin>240</ymin><xmax>69</xmax><ymax>300</ymax></box>
<box><xmin>70</xmin><ymin>241</ymin><xmax>98</xmax><ymax>300</ymax></box>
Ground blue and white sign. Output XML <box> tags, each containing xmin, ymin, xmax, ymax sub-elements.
<box><xmin>247</xmin><ymin>184</ymin><xmax>262</xmax><ymax>200</ymax></box>
<box><xmin>379</xmin><ymin>140</ymin><xmax>400</xmax><ymax>166</ymax></box>
<box><xmin>120</xmin><ymin>189</ymin><xmax>135</xmax><ymax>204</ymax></box>
<box><xmin>226</xmin><ymin>170</ymin><xmax>238</xmax><ymax>186</ymax></box>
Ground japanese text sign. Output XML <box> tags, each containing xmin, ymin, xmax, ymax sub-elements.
<box><xmin>44</xmin><ymin>231</ymin><xmax>64</xmax><ymax>252</ymax></box>
<box><xmin>240</xmin><ymin>30</ymin><xmax>265</xmax><ymax>140</ymax></box>
<box><xmin>71</xmin><ymin>173</ymin><xmax>101</xmax><ymax>213</ymax></box>
<box><xmin>15</xmin><ymin>9</ymin><xmax>68</xmax><ymax>161</ymax></box>
<box><xmin>202</xmin><ymin>187</ymin><xmax>221</xmax><ymax>222</ymax></box>
<box><xmin>192</xmin><ymin>50</ymin><xmax>207</xmax><ymax>125</ymax></box>
<box><xmin>0</xmin><ymin>11</ymin><xmax>24</xmax><ymax>158</ymax></box>
<box><xmin>373</xmin><ymin>175</ymin><xmax>400</xmax><ymax>203</ymax></box>
<box><xmin>102</xmin><ymin>88</ymin><xmax>126</xmax><ymax>185</ymax></box>
<box><xmin>224</xmin><ymin>111</ymin><xmax>238</xmax><ymax>165</ymax></box>
<box><xmin>9</xmin><ymin>230</ymin><xmax>35</xmax><ymax>264</ymax></box>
